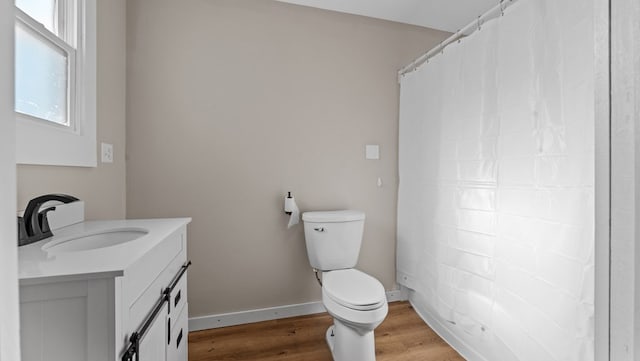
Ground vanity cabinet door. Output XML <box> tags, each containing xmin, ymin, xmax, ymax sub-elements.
<box><xmin>138</xmin><ymin>303</ymin><xmax>168</xmax><ymax>361</ymax></box>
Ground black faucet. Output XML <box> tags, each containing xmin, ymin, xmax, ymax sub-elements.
<box><xmin>18</xmin><ymin>194</ymin><xmax>79</xmax><ymax>246</ymax></box>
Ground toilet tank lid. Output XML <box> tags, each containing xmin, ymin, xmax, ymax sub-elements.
<box><xmin>302</xmin><ymin>210</ymin><xmax>365</xmax><ymax>223</ymax></box>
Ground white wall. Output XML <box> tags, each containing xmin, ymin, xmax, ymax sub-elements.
<box><xmin>593</xmin><ymin>0</ymin><xmax>610</xmax><ymax>358</ymax></box>
<box><xmin>610</xmin><ymin>0</ymin><xmax>640</xmax><ymax>359</ymax></box>
<box><xmin>0</xmin><ymin>0</ymin><xmax>20</xmax><ymax>360</ymax></box>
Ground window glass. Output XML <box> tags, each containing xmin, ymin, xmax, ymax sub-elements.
<box><xmin>15</xmin><ymin>23</ymin><xmax>68</xmax><ymax>125</ymax></box>
<box><xmin>15</xmin><ymin>0</ymin><xmax>56</xmax><ymax>34</ymax></box>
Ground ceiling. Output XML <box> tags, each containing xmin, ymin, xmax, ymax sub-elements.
<box><xmin>275</xmin><ymin>0</ymin><xmax>499</xmax><ymax>32</ymax></box>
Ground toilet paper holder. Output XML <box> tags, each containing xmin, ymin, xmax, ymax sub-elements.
<box><xmin>285</xmin><ymin>192</ymin><xmax>293</xmax><ymax>215</ymax></box>
<box><xmin>284</xmin><ymin>192</ymin><xmax>300</xmax><ymax>229</ymax></box>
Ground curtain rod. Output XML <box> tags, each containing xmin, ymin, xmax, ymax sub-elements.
<box><xmin>399</xmin><ymin>0</ymin><xmax>521</xmax><ymax>77</ymax></box>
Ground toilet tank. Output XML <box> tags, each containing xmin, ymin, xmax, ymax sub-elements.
<box><xmin>301</xmin><ymin>210</ymin><xmax>365</xmax><ymax>271</ymax></box>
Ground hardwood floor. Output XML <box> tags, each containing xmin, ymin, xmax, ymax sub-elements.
<box><xmin>189</xmin><ymin>301</ymin><xmax>465</xmax><ymax>361</ymax></box>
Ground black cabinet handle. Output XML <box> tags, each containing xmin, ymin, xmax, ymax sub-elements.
<box><xmin>176</xmin><ymin>329</ymin><xmax>183</xmax><ymax>349</ymax></box>
<box><xmin>167</xmin><ymin>318</ymin><xmax>171</xmax><ymax>345</ymax></box>
<box><xmin>174</xmin><ymin>290</ymin><xmax>181</xmax><ymax>308</ymax></box>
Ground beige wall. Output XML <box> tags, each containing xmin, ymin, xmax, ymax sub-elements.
<box><xmin>17</xmin><ymin>0</ymin><xmax>127</xmax><ymax>220</ymax></box>
<box><xmin>126</xmin><ymin>0</ymin><xmax>448</xmax><ymax>317</ymax></box>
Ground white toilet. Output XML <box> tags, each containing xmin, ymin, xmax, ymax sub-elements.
<box><xmin>302</xmin><ymin>210</ymin><xmax>388</xmax><ymax>361</ymax></box>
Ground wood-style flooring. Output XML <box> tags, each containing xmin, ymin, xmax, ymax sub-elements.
<box><xmin>189</xmin><ymin>301</ymin><xmax>465</xmax><ymax>361</ymax></box>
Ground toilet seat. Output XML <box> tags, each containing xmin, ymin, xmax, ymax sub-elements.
<box><xmin>323</xmin><ymin>269</ymin><xmax>386</xmax><ymax>311</ymax></box>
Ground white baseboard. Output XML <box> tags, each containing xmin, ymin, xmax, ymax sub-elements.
<box><xmin>189</xmin><ymin>301</ymin><xmax>326</xmax><ymax>331</ymax></box>
<box><xmin>189</xmin><ymin>290</ymin><xmax>406</xmax><ymax>332</ymax></box>
<box><xmin>385</xmin><ymin>288</ymin><xmax>407</xmax><ymax>302</ymax></box>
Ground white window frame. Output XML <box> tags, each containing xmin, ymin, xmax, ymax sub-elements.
<box><xmin>15</xmin><ymin>0</ymin><xmax>96</xmax><ymax>167</ymax></box>
<box><xmin>15</xmin><ymin>8</ymin><xmax>76</xmax><ymax>129</ymax></box>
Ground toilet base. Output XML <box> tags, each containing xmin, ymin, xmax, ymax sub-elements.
<box><xmin>325</xmin><ymin>325</ymin><xmax>336</xmax><ymax>354</ymax></box>
<box><xmin>325</xmin><ymin>319</ymin><xmax>376</xmax><ymax>361</ymax></box>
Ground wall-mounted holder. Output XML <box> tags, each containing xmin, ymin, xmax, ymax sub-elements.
<box><xmin>284</xmin><ymin>192</ymin><xmax>300</xmax><ymax>228</ymax></box>
<box><xmin>285</xmin><ymin>192</ymin><xmax>293</xmax><ymax>215</ymax></box>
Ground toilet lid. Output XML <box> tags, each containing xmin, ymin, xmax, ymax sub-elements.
<box><xmin>323</xmin><ymin>269</ymin><xmax>386</xmax><ymax>311</ymax></box>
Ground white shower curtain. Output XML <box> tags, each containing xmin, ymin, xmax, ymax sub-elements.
<box><xmin>397</xmin><ymin>0</ymin><xmax>594</xmax><ymax>360</ymax></box>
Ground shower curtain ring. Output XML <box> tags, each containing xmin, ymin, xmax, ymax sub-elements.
<box><xmin>500</xmin><ymin>0</ymin><xmax>505</xmax><ymax>16</ymax></box>
<box><xmin>477</xmin><ymin>16</ymin><xmax>482</xmax><ymax>31</ymax></box>
<box><xmin>456</xmin><ymin>29</ymin><xmax>461</xmax><ymax>43</ymax></box>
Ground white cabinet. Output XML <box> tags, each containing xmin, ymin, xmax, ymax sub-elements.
<box><xmin>121</xmin><ymin>262</ymin><xmax>190</xmax><ymax>361</ymax></box>
<box><xmin>138</xmin><ymin>303</ymin><xmax>168</xmax><ymax>361</ymax></box>
<box><xmin>19</xmin><ymin>222</ymin><xmax>189</xmax><ymax>361</ymax></box>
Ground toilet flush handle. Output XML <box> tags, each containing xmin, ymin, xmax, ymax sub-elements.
<box><xmin>314</xmin><ymin>227</ymin><xmax>325</xmax><ymax>232</ymax></box>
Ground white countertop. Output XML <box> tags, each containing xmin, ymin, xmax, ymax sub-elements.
<box><xmin>19</xmin><ymin>218</ymin><xmax>191</xmax><ymax>285</ymax></box>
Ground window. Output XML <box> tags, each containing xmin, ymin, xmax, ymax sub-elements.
<box><xmin>15</xmin><ymin>1</ymin><xmax>74</xmax><ymax>127</ymax></box>
<box><xmin>15</xmin><ymin>0</ymin><xmax>97</xmax><ymax>167</ymax></box>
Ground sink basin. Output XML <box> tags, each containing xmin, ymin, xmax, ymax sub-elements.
<box><xmin>42</xmin><ymin>228</ymin><xmax>149</xmax><ymax>253</ymax></box>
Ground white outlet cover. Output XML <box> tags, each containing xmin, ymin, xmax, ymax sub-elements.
<box><xmin>366</xmin><ymin>145</ymin><xmax>380</xmax><ymax>160</ymax></box>
<box><xmin>101</xmin><ymin>142</ymin><xmax>113</xmax><ymax>163</ymax></box>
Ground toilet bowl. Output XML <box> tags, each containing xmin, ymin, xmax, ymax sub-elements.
<box><xmin>321</xmin><ymin>269</ymin><xmax>388</xmax><ymax>361</ymax></box>
<box><xmin>301</xmin><ymin>210</ymin><xmax>388</xmax><ymax>361</ymax></box>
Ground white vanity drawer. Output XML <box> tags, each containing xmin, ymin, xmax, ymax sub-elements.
<box><xmin>168</xmin><ymin>302</ymin><xmax>188</xmax><ymax>361</ymax></box>
<box><xmin>170</xmin><ymin>270</ymin><xmax>187</xmax><ymax>318</ymax></box>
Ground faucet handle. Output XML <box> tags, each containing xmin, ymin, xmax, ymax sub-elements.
<box><xmin>38</xmin><ymin>206</ymin><xmax>57</xmax><ymax>235</ymax></box>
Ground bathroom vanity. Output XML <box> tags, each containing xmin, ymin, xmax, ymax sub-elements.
<box><xmin>18</xmin><ymin>218</ymin><xmax>191</xmax><ymax>361</ymax></box>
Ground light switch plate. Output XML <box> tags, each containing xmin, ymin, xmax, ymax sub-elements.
<box><xmin>101</xmin><ymin>143</ymin><xmax>113</xmax><ymax>163</ymax></box>
<box><xmin>366</xmin><ymin>145</ymin><xmax>380</xmax><ymax>160</ymax></box>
